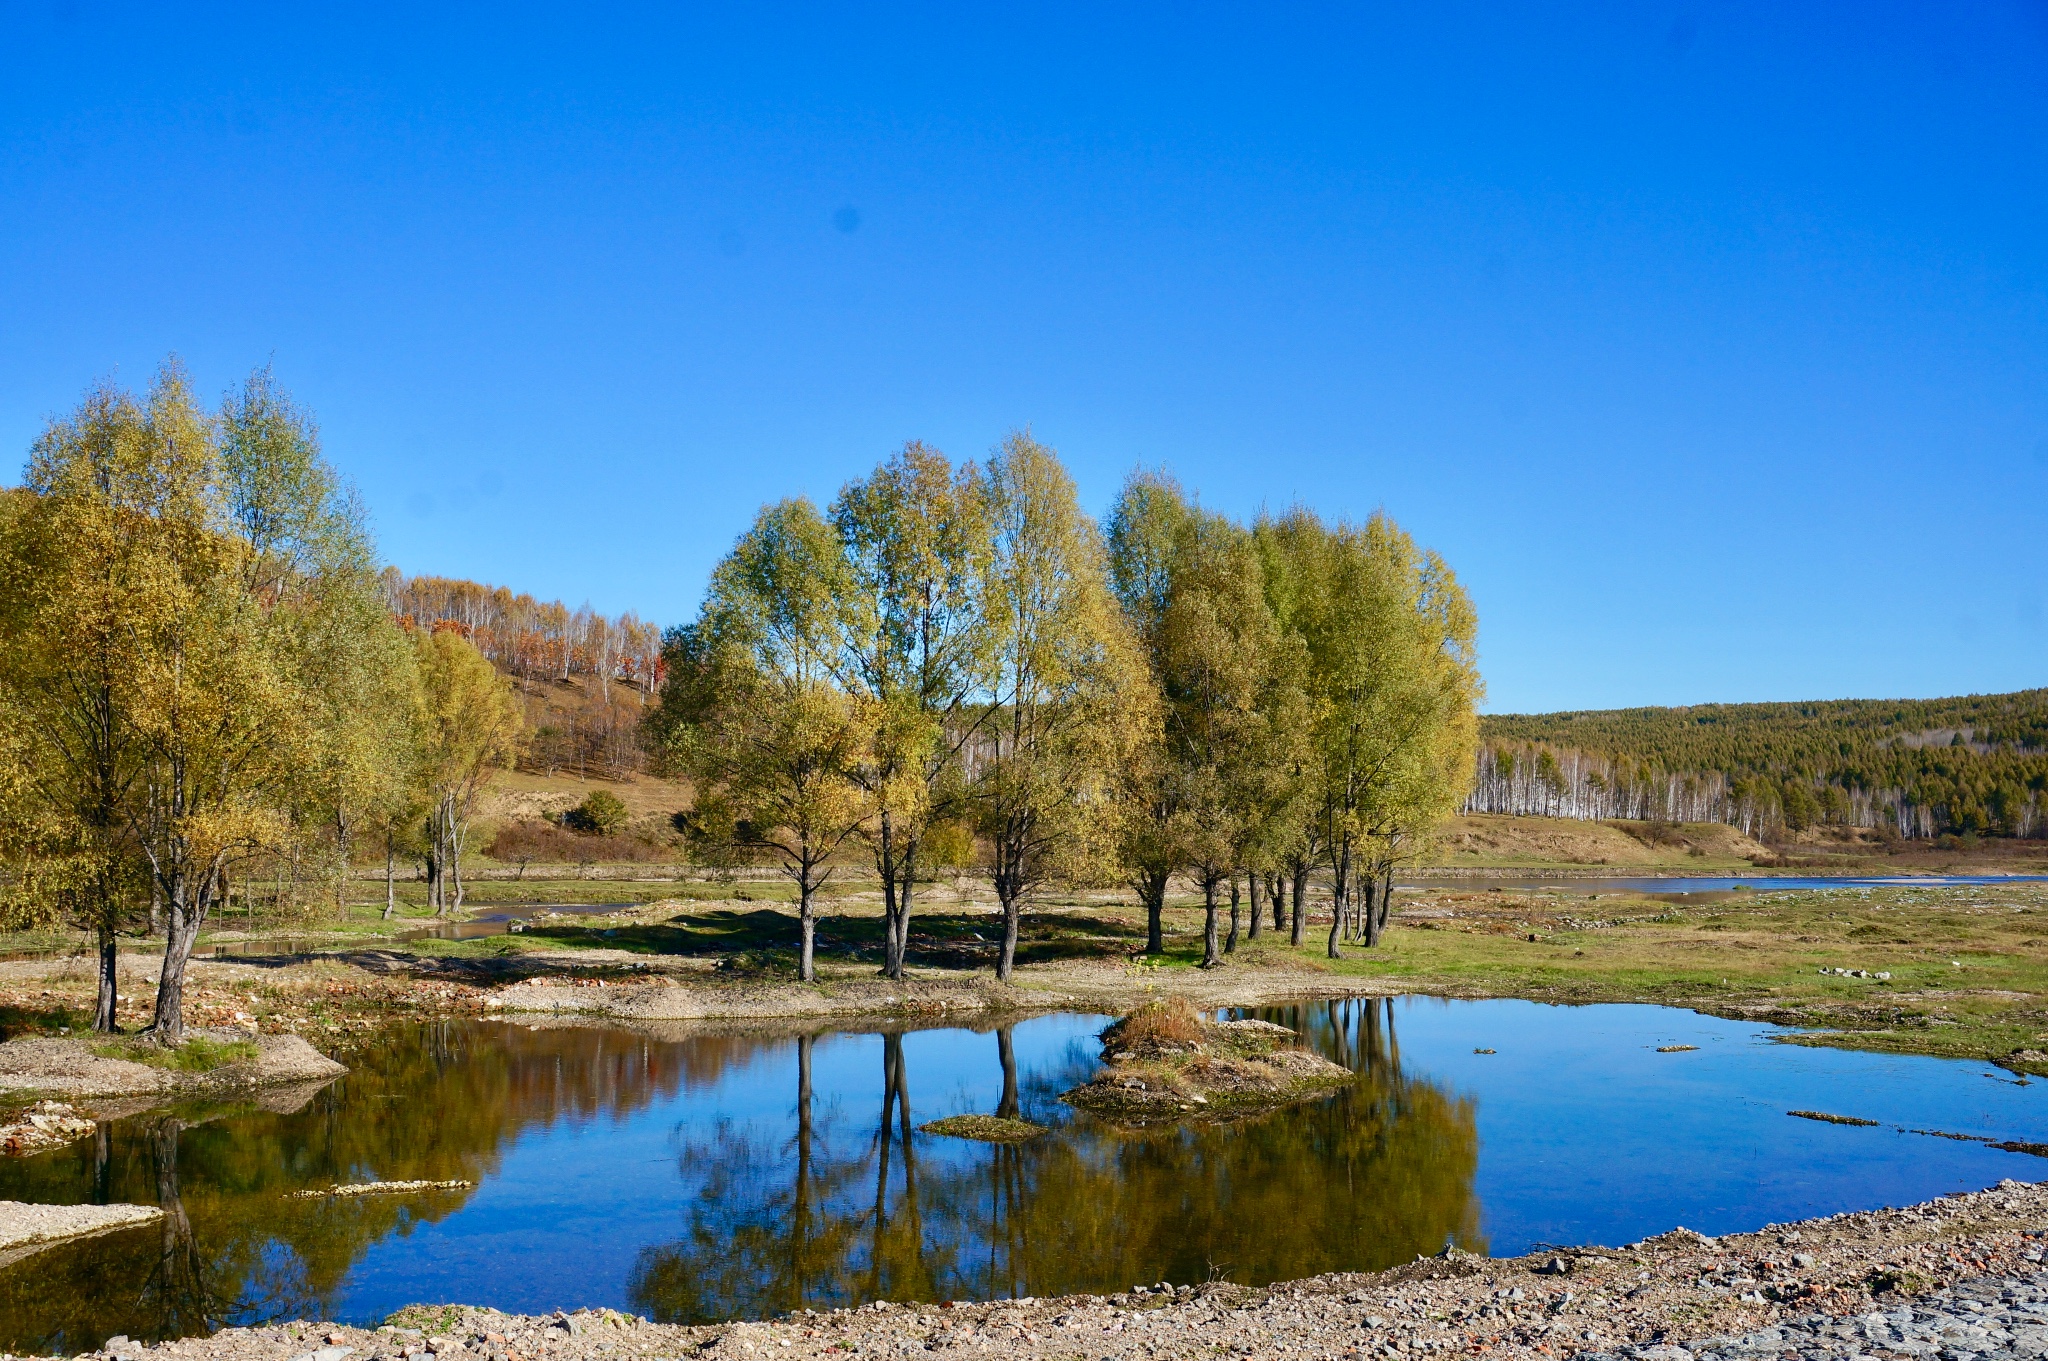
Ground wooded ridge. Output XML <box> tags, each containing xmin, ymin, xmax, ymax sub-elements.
<box><xmin>1473</xmin><ymin>690</ymin><xmax>2048</xmax><ymax>839</ymax></box>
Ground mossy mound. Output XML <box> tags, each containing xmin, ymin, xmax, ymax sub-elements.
<box><xmin>918</xmin><ymin>1114</ymin><xmax>1048</xmax><ymax>1143</ymax></box>
<box><xmin>1062</xmin><ymin>1006</ymin><xmax>1351</xmax><ymax>1126</ymax></box>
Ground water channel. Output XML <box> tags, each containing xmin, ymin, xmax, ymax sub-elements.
<box><xmin>3</xmin><ymin>998</ymin><xmax>2045</xmax><ymax>1354</ymax></box>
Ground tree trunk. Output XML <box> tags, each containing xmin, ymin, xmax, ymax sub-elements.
<box><xmin>1289</xmin><ymin>864</ymin><xmax>1308</xmax><ymax>947</ymax></box>
<box><xmin>1362</xmin><ymin>869</ymin><xmax>1382</xmax><ymax>947</ymax></box>
<box><xmin>94</xmin><ymin>925</ymin><xmax>120</xmax><ymax>1034</ymax></box>
<box><xmin>877</xmin><ymin>813</ymin><xmax>913</xmax><ymax>981</ymax></box>
<box><xmin>996</xmin><ymin>886</ymin><xmax>1021</xmax><ymax>982</ymax></box>
<box><xmin>1246</xmin><ymin>873</ymin><xmax>1262</xmax><ymax>940</ymax></box>
<box><xmin>1200</xmin><ymin>874</ymin><xmax>1222</xmax><ymax>967</ymax></box>
<box><xmin>1225</xmin><ymin>876</ymin><xmax>1241</xmax><ymax>953</ymax></box>
<box><xmin>334</xmin><ymin>808</ymin><xmax>352</xmax><ymax>915</ymax></box>
<box><xmin>1327</xmin><ymin>840</ymin><xmax>1349</xmax><ymax>960</ymax></box>
<box><xmin>797</xmin><ymin>874</ymin><xmax>818</xmax><ymax>984</ymax></box>
<box><xmin>148</xmin><ymin>876</ymin><xmax>162</xmax><ymax>938</ymax></box>
<box><xmin>383</xmin><ymin>832</ymin><xmax>397</xmax><ymax>920</ymax></box>
<box><xmin>1141</xmin><ymin>868</ymin><xmax>1169</xmax><ymax>954</ymax></box>
<box><xmin>1270</xmin><ymin>873</ymin><xmax>1285</xmax><ymax>932</ymax></box>
<box><xmin>145</xmin><ymin>866</ymin><xmax>216</xmax><ymax>1047</ymax></box>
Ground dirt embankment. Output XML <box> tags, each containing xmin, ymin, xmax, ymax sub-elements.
<box><xmin>0</xmin><ymin>1030</ymin><xmax>345</xmax><ymax>1104</ymax></box>
<box><xmin>1434</xmin><ymin>815</ymin><xmax>1773</xmax><ymax>869</ymax></box>
<box><xmin>60</xmin><ymin>1179</ymin><xmax>2048</xmax><ymax>1361</ymax></box>
<box><xmin>485</xmin><ymin>962</ymin><xmax>1379</xmax><ymax>1023</ymax></box>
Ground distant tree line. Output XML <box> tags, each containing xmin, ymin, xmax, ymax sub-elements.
<box><xmin>385</xmin><ymin>572</ymin><xmax>658</xmax><ymax>781</ymax></box>
<box><xmin>382</xmin><ymin>571</ymin><xmax>663</xmax><ymax>697</ymax></box>
<box><xmin>1472</xmin><ymin>692</ymin><xmax>2048</xmax><ymax>839</ymax></box>
<box><xmin>650</xmin><ymin>436</ymin><xmax>1481</xmax><ymax>979</ymax></box>
<box><xmin>0</xmin><ymin>363</ymin><xmax>523</xmax><ymax>1043</ymax></box>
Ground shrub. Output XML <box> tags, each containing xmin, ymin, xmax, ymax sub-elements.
<box><xmin>484</xmin><ymin>819</ymin><xmax>668</xmax><ymax>865</ymax></box>
<box><xmin>1102</xmin><ymin>995</ymin><xmax>1204</xmax><ymax>1056</ymax></box>
<box><xmin>564</xmin><ymin>790</ymin><xmax>631</xmax><ymax>837</ymax></box>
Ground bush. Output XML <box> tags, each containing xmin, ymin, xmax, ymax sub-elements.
<box><xmin>1102</xmin><ymin>996</ymin><xmax>1204</xmax><ymax>1056</ymax></box>
<box><xmin>485</xmin><ymin>819</ymin><xmax>668</xmax><ymax>865</ymax></box>
<box><xmin>563</xmin><ymin>790</ymin><xmax>630</xmax><ymax>836</ymax></box>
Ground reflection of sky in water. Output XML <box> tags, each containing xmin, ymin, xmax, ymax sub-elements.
<box><xmin>334</xmin><ymin>1003</ymin><xmax>2048</xmax><ymax>1322</ymax></box>
<box><xmin>1359</xmin><ymin>997</ymin><xmax>2047</xmax><ymax>1250</ymax></box>
<box><xmin>6</xmin><ymin>1000</ymin><xmax>2048</xmax><ymax>1348</ymax></box>
<box><xmin>333</xmin><ymin>1016</ymin><xmax>1113</xmax><ymax>1321</ymax></box>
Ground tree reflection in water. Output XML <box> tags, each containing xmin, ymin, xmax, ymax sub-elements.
<box><xmin>0</xmin><ymin>1007</ymin><xmax>1479</xmax><ymax>1350</ymax></box>
<box><xmin>629</xmin><ymin>1000</ymin><xmax>1480</xmax><ymax>1321</ymax></box>
<box><xmin>0</xmin><ymin>1022</ymin><xmax>721</xmax><ymax>1355</ymax></box>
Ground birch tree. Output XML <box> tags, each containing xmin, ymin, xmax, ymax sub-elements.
<box><xmin>415</xmin><ymin>628</ymin><xmax>522</xmax><ymax>916</ymax></box>
<box><xmin>830</xmin><ymin>444</ymin><xmax>996</xmax><ymax>981</ymax></box>
<box><xmin>969</xmin><ymin>434</ymin><xmax>1151</xmax><ymax>981</ymax></box>
<box><xmin>654</xmin><ymin>499</ymin><xmax>871</xmax><ymax>983</ymax></box>
<box><xmin>3</xmin><ymin>363</ymin><xmax>430</xmax><ymax>1044</ymax></box>
<box><xmin>1110</xmin><ymin>476</ymin><xmax>1308</xmax><ymax>966</ymax></box>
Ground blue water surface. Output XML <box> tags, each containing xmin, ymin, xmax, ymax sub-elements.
<box><xmin>2</xmin><ymin>1000</ymin><xmax>2043</xmax><ymax>1351</ymax></box>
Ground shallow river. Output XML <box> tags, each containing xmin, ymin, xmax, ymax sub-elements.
<box><xmin>3</xmin><ymin>998</ymin><xmax>2046</xmax><ymax>1353</ymax></box>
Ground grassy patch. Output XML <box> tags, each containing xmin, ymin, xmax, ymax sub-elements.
<box><xmin>0</xmin><ymin>1003</ymin><xmax>88</xmax><ymax>1042</ymax></box>
<box><xmin>92</xmin><ymin>1034</ymin><xmax>259</xmax><ymax>1072</ymax></box>
<box><xmin>918</xmin><ymin>1114</ymin><xmax>1048</xmax><ymax>1142</ymax></box>
<box><xmin>383</xmin><ymin>1305</ymin><xmax>469</xmax><ymax>1335</ymax></box>
<box><xmin>1304</xmin><ymin>881</ymin><xmax>2048</xmax><ymax>1070</ymax></box>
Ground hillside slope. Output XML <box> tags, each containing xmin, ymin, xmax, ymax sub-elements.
<box><xmin>1475</xmin><ymin>689</ymin><xmax>2048</xmax><ymax>838</ymax></box>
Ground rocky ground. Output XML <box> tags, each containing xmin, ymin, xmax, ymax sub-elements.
<box><xmin>0</xmin><ymin>1202</ymin><xmax>161</xmax><ymax>1266</ymax></box>
<box><xmin>31</xmin><ymin>1179</ymin><xmax>2048</xmax><ymax>1361</ymax></box>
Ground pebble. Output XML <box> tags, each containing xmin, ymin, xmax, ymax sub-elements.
<box><xmin>1576</xmin><ymin>1271</ymin><xmax>2048</xmax><ymax>1361</ymax></box>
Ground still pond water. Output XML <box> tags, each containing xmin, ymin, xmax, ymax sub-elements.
<box><xmin>4</xmin><ymin>999</ymin><xmax>2045</xmax><ymax>1353</ymax></box>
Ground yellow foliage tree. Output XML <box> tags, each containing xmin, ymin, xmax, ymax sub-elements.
<box><xmin>414</xmin><ymin>628</ymin><xmax>522</xmax><ymax>915</ymax></box>
<box><xmin>0</xmin><ymin>361</ymin><xmax>428</xmax><ymax>1042</ymax></box>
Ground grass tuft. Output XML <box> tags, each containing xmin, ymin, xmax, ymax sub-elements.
<box><xmin>1103</xmin><ymin>996</ymin><xmax>1203</xmax><ymax>1053</ymax></box>
<box><xmin>92</xmin><ymin>1034</ymin><xmax>260</xmax><ymax>1072</ymax></box>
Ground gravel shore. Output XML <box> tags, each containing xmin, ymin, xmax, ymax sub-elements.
<box><xmin>0</xmin><ymin>1202</ymin><xmax>161</xmax><ymax>1267</ymax></box>
<box><xmin>35</xmin><ymin>1177</ymin><xmax>2048</xmax><ymax>1361</ymax></box>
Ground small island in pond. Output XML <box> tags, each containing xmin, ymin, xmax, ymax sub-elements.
<box><xmin>1061</xmin><ymin>997</ymin><xmax>1352</xmax><ymax>1125</ymax></box>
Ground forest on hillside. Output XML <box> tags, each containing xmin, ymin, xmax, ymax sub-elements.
<box><xmin>382</xmin><ymin>572</ymin><xmax>660</xmax><ymax>780</ymax></box>
<box><xmin>1472</xmin><ymin>691</ymin><xmax>2048</xmax><ymax>839</ymax></box>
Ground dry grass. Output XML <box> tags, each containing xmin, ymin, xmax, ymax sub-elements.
<box><xmin>1103</xmin><ymin>995</ymin><xmax>1204</xmax><ymax>1055</ymax></box>
<box><xmin>483</xmin><ymin>819</ymin><xmax>670</xmax><ymax>865</ymax></box>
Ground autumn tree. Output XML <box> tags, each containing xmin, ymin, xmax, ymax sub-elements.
<box><xmin>415</xmin><ymin>628</ymin><xmax>522</xmax><ymax>916</ymax></box>
<box><xmin>220</xmin><ymin>369</ymin><xmax>422</xmax><ymax>915</ymax></box>
<box><xmin>970</xmin><ymin>435</ymin><xmax>1151</xmax><ymax>981</ymax></box>
<box><xmin>2</xmin><ymin>363</ymin><xmax>353</xmax><ymax>1043</ymax></box>
<box><xmin>1259</xmin><ymin>510</ymin><xmax>1478</xmax><ymax>957</ymax></box>
<box><xmin>653</xmin><ymin>499</ymin><xmax>871</xmax><ymax>982</ymax></box>
<box><xmin>1104</xmin><ymin>472</ymin><xmax>1195</xmax><ymax>954</ymax></box>
<box><xmin>1108</xmin><ymin>474</ymin><xmax>1310</xmax><ymax>965</ymax></box>
<box><xmin>831</xmin><ymin>444</ymin><xmax>997</xmax><ymax>981</ymax></box>
<box><xmin>0</xmin><ymin>475</ymin><xmax>155</xmax><ymax>1030</ymax></box>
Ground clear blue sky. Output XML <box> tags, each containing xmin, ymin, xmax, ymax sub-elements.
<box><xmin>3</xmin><ymin>3</ymin><xmax>2044</xmax><ymax>713</ymax></box>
